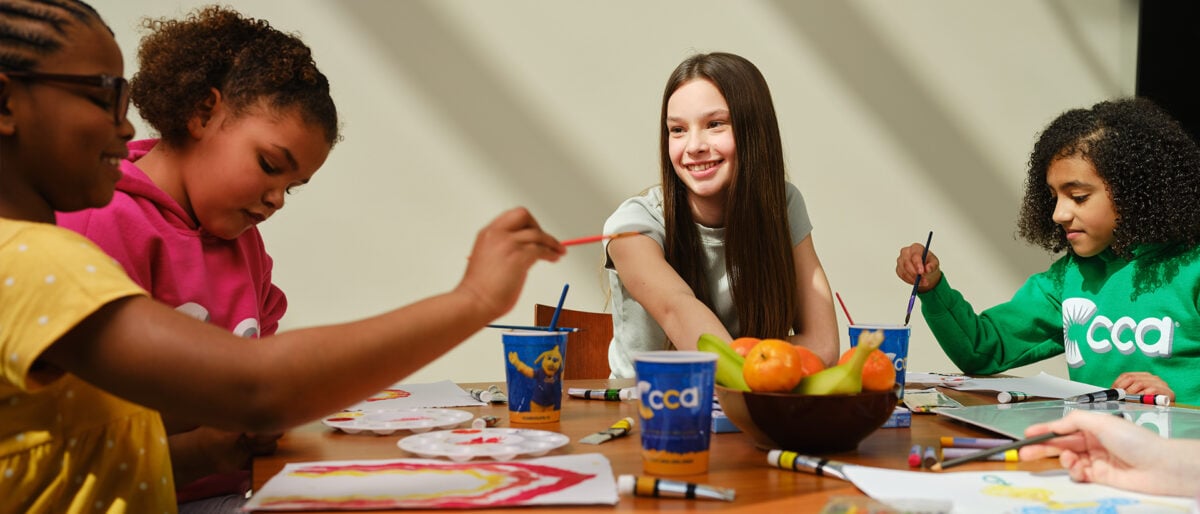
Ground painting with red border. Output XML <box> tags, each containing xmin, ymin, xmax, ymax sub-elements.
<box><xmin>244</xmin><ymin>454</ymin><xmax>618</xmax><ymax>510</ymax></box>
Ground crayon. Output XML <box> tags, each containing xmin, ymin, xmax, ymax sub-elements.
<box><xmin>941</xmin><ymin>447</ymin><xmax>1019</xmax><ymax>462</ymax></box>
<box><xmin>616</xmin><ymin>475</ymin><xmax>734</xmax><ymax>502</ymax></box>
<box><xmin>767</xmin><ymin>449</ymin><xmax>849</xmax><ymax>481</ymax></box>
<box><xmin>997</xmin><ymin>391</ymin><xmax>1030</xmax><ymax>404</ymax></box>
<box><xmin>1123</xmin><ymin>394</ymin><xmax>1171</xmax><ymax>406</ymax></box>
<box><xmin>907</xmin><ymin>444</ymin><xmax>922</xmax><ymax>468</ymax></box>
<box><xmin>921</xmin><ymin>446</ymin><xmax>938</xmax><ymax>469</ymax></box>
<box><xmin>1066</xmin><ymin>388</ymin><xmax>1125</xmax><ymax>404</ymax></box>
<box><xmin>939</xmin><ymin>436</ymin><xmax>1015</xmax><ymax>449</ymax></box>
<box><xmin>567</xmin><ymin>387</ymin><xmax>636</xmax><ymax>401</ymax></box>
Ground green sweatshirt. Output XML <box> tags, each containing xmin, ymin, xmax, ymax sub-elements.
<box><xmin>919</xmin><ymin>245</ymin><xmax>1200</xmax><ymax>405</ymax></box>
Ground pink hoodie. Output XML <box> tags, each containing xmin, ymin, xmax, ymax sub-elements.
<box><xmin>58</xmin><ymin>139</ymin><xmax>286</xmax><ymax>338</ymax></box>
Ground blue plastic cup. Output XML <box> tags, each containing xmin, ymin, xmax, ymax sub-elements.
<box><xmin>633</xmin><ymin>351</ymin><xmax>717</xmax><ymax>475</ymax></box>
<box><xmin>502</xmin><ymin>330</ymin><xmax>568</xmax><ymax>423</ymax></box>
<box><xmin>848</xmin><ymin>323</ymin><xmax>910</xmax><ymax>398</ymax></box>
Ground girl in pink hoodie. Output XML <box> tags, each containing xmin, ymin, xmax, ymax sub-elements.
<box><xmin>56</xmin><ymin>6</ymin><xmax>338</xmax><ymax>511</ymax></box>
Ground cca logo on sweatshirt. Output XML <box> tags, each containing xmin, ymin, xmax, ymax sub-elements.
<box><xmin>1061</xmin><ymin>298</ymin><xmax>1174</xmax><ymax>368</ymax></box>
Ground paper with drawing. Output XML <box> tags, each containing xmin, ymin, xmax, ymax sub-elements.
<box><xmin>843</xmin><ymin>466</ymin><xmax>1195</xmax><ymax>513</ymax></box>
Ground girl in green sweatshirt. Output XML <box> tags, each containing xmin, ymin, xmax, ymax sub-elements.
<box><xmin>896</xmin><ymin>98</ymin><xmax>1200</xmax><ymax>405</ymax></box>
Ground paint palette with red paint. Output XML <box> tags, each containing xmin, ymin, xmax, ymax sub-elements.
<box><xmin>398</xmin><ymin>427</ymin><xmax>570</xmax><ymax>462</ymax></box>
<box><xmin>322</xmin><ymin>408</ymin><xmax>474</xmax><ymax>435</ymax></box>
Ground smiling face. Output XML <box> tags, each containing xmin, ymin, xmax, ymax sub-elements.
<box><xmin>665</xmin><ymin>78</ymin><xmax>737</xmax><ymax>226</ymax></box>
<box><xmin>180</xmin><ymin>101</ymin><xmax>331</xmax><ymax>240</ymax></box>
<box><xmin>0</xmin><ymin>19</ymin><xmax>135</xmax><ymax>222</ymax></box>
<box><xmin>1047</xmin><ymin>155</ymin><xmax>1118</xmax><ymax>257</ymax></box>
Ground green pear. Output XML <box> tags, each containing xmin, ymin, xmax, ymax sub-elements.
<box><xmin>696</xmin><ymin>333</ymin><xmax>750</xmax><ymax>391</ymax></box>
<box><xmin>793</xmin><ymin>329</ymin><xmax>884</xmax><ymax>395</ymax></box>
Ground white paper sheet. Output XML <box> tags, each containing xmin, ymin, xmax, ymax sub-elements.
<box><xmin>907</xmin><ymin>371</ymin><xmax>1101</xmax><ymax>399</ymax></box>
<box><xmin>339</xmin><ymin>380</ymin><xmax>486</xmax><ymax>411</ymax></box>
<box><xmin>842</xmin><ymin>465</ymin><xmax>1196</xmax><ymax>513</ymax></box>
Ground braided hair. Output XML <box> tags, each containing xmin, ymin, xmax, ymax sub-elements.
<box><xmin>0</xmin><ymin>0</ymin><xmax>105</xmax><ymax>71</ymax></box>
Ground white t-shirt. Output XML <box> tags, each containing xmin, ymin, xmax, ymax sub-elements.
<box><xmin>602</xmin><ymin>183</ymin><xmax>813</xmax><ymax>378</ymax></box>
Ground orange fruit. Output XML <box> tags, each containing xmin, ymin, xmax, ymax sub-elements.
<box><xmin>792</xmin><ymin>344</ymin><xmax>826</xmax><ymax>378</ymax></box>
<box><xmin>729</xmin><ymin>337</ymin><xmax>761</xmax><ymax>357</ymax></box>
<box><xmin>742</xmin><ymin>339</ymin><xmax>805</xmax><ymax>393</ymax></box>
<box><xmin>837</xmin><ymin>347</ymin><xmax>897</xmax><ymax>392</ymax></box>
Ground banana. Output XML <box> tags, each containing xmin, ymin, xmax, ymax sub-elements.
<box><xmin>793</xmin><ymin>329</ymin><xmax>884</xmax><ymax>395</ymax></box>
<box><xmin>696</xmin><ymin>333</ymin><xmax>751</xmax><ymax>391</ymax></box>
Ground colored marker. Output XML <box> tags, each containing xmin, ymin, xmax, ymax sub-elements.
<box><xmin>767</xmin><ymin>450</ymin><xmax>849</xmax><ymax>481</ymax></box>
<box><xmin>997</xmin><ymin>391</ymin><xmax>1030</xmax><ymax>404</ymax></box>
<box><xmin>1123</xmin><ymin>394</ymin><xmax>1171</xmax><ymax>406</ymax></box>
<box><xmin>941</xmin><ymin>447</ymin><xmax>1019</xmax><ymax>462</ymax></box>
<box><xmin>921</xmin><ymin>446</ymin><xmax>938</xmax><ymax>469</ymax></box>
<box><xmin>1066</xmin><ymin>388</ymin><xmax>1125</xmax><ymax>404</ymax></box>
<box><xmin>616</xmin><ymin>475</ymin><xmax>734</xmax><ymax>502</ymax></box>
<box><xmin>567</xmin><ymin>387</ymin><xmax>636</xmax><ymax>401</ymax></box>
<box><xmin>939</xmin><ymin>436</ymin><xmax>1015</xmax><ymax>449</ymax></box>
<box><xmin>907</xmin><ymin>444</ymin><xmax>922</xmax><ymax>468</ymax></box>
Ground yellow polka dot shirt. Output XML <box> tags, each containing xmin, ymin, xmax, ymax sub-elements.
<box><xmin>0</xmin><ymin>220</ymin><xmax>176</xmax><ymax>513</ymax></box>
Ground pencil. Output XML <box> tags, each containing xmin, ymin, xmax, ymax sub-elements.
<box><xmin>931</xmin><ymin>431</ymin><xmax>1061</xmax><ymax>471</ymax></box>
<box><xmin>560</xmin><ymin>231</ymin><xmax>645</xmax><ymax>247</ymax></box>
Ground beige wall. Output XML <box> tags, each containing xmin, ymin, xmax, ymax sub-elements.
<box><xmin>91</xmin><ymin>0</ymin><xmax>1139</xmax><ymax>383</ymax></box>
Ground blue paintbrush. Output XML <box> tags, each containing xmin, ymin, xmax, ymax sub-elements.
<box><xmin>549</xmin><ymin>283</ymin><xmax>569</xmax><ymax>331</ymax></box>
<box><xmin>904</xmin><ymin>231</ymin><xmax>933</xmax><ymax>326</ymax></box>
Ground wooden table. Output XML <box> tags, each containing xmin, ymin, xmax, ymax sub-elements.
<box><xmin>253</xmin><ymin>379</ymin><xmax>1058</xmax><ymax>513</ymax></box>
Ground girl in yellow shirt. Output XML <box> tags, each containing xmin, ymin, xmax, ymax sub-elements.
<box><xmin>0</xmin><ymin>2</ymin><xmax>563</xmax><ymax>512</ymax></box>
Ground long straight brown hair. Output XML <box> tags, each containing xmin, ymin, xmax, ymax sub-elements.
<box><xmin>659</xmin><ymin>52</ymin><xmax>796</xmax><ymax>339</ymax></box>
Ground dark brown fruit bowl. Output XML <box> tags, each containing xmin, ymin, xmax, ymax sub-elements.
<box><xmin>714</xmin><ymin>385</ymin><xmax>899</xmax><ymax>453</ymax></box>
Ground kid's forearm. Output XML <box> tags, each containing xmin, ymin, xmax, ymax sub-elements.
<box><xmin>52</xmin><ymin>288</ymin><xmax>498</xmax><ymax>433</ymax></box>
<box><xmin>657</xmin><ymin>296</ymin><xmax>733</xmax><ymax>352</ymax></box>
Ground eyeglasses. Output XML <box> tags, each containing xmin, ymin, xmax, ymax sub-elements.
<box><xmin>3</xmin><ymin>71</ymin><xmax>130</xmax><ymax>126</ymax></box>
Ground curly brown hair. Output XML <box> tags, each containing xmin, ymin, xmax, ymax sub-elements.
<box><xmin>130</xmin><ymin>5</ymin><xmax>339</xmax><ymax>148</ymax></box>
<box><xmin>1017</xmin><ymin>98</ymin><xmax>1200</xmax><ymax>258</ymax></box>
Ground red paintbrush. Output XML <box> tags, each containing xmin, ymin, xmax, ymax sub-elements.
<box><xmin>561</xmin><ymin>231</ymin><xmax>646</xmax><ymax>247</ymax></box>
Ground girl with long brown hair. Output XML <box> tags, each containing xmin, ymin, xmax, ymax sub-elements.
<box><xmin>604</xmin><ymin>52</ymin><xmax>838</xmax><ymax>378</ymax></box>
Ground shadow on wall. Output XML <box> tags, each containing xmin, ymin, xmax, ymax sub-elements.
<box><xmin>767</xmin><ymin>0</ymin><xmax>1122</xmax><ymax>278</ymax></box>
<box><xmin>338</xmin><ymin>1</ymin><xmax>614</xmax><ymax>239</ymax></box>
<box><xmin>341</xmin><ymin>1</ymin><xmax>1124</xmax><ymax>282</ymax></box>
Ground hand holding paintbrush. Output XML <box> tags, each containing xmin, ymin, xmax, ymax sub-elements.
<box><xmin>895</xmin><ymin>232</ymin><xmax>939</xmax><ymax>324</ymax></box>
<box><xmin>1015</xmin><ymin>410</ymin><xmax>1200</xmax><ymax>496</ymax></box>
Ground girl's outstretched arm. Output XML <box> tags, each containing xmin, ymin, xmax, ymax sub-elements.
<box><xmin>608</xmin><ymin>234</ymin><xmax>731</xmax><ymax>352</ymax></box>
<box><xmin>42</xmin><ymin>207</ymin><xmax>563</xmax><ymax>434</ymax></box>
<box><xmin>786</xmin><ymin>235</ymin><xmax>839</xmax><ymax>366</ymax></box>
